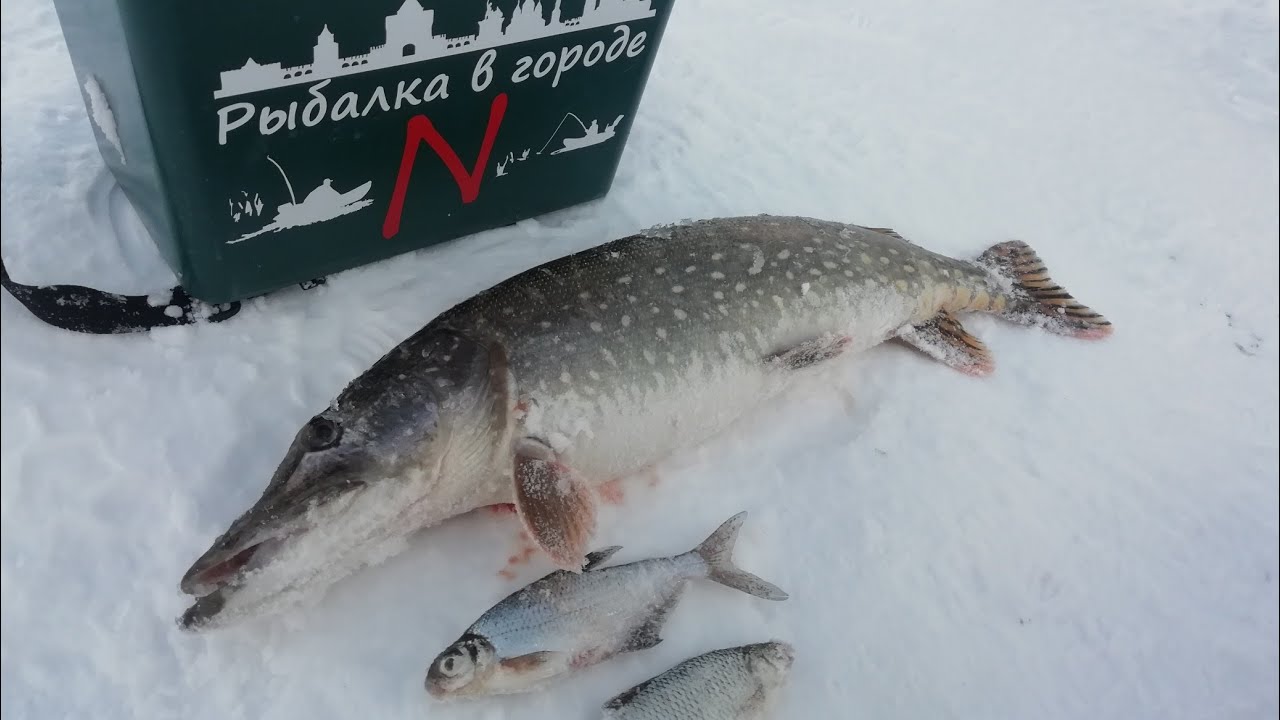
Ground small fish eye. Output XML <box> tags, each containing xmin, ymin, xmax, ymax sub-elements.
<box><xmin>442</xmin><ymin>658</ymin><xmax>455</xmax><ymax>674</ymax></box>
<box><xmin>307</xmin><ymin>417</ymin><xmax>341</xmax><ymax>450</ymax></box>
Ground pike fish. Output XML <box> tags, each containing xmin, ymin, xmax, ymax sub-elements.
<box><xmin>178</xmin><ymin>214</ymin><xmax>1113</xmax><ymax>630</ymax></box>
<box><xmin>423</xmin><ymin>511</ymin><xmax>786</xmax><ymax>699</ymax></box>
<box><xmin>599</xmin><ymin>641</ymin><xmax>795</xmax><ymax>720</ymax></box>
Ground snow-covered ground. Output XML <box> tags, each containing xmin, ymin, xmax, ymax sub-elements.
<box><xmin>3</xmin><ymin>0</ymin><xmax>1278</xmax><ymax>717</ymax></box>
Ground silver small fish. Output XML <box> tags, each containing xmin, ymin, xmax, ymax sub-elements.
<box><xmin>600</xmin><ymin>641</ymin><xmax>795</xmax><ymax>720</ymax></box>
<box><xmin>424</xmin><ymin>511</ymin><xmax>787</xmax><ymax>699</ymax></box>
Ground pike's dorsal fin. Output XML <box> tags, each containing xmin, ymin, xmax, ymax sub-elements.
<box><xmin>512</xmin><ymin>437</ymin><xmax>598</xmax><ymax>572</ymax></box>
<box><xmin>896</xmin><ymin>312</ymin><xmax>995</xmax><ymax>376</ymax></box>
<box><xmin>862</xmin><ymin>226</ymin><xmax>911</xmax><ymax>243</ymax></box>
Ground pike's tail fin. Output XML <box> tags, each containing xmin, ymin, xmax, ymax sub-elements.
<box><xmin>691</xmin><ymin>512</ymin><xmax>789</xmax><ymax>601</ymax></box>
<box><xmin>977</xmin><ymin>240</ymin><xmax>1113</xmax><ymax>339</ymax></box>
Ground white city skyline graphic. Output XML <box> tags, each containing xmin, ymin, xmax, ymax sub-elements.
<box><xmin>215</xmin><ymin>0</ymin><xmax>657</xmax><ymax>99</ymax></box>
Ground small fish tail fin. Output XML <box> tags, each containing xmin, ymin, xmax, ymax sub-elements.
<box><xmin>976</xmin><ymin>240</ymin><xmax>1113</xmax><ymax>339</ymax></box>
<box><xmin>691</xmin><ymin>512</ymin><xmax>788</xmax><ymax>601</ymax></box>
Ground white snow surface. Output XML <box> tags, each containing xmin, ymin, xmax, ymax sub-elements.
<box><xmin>3</xmin><ymin>0</ymin><xmax>1278</xmax><ymax>718</ymax></box>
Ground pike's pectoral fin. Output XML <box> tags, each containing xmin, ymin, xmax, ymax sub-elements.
<box><xmin>896</xmin><ymin>312</ymin><xmax>995</xmax><ymax>377</ymax></box>
<box><xmin>513</xmin><ymin>437</ymin><xmax>598</xmax><ymax>572</ymax></box>
<box><xmin>766</xmin><ymin>333</ymin><xmax>852</xmax><ymax>370</ymax></box>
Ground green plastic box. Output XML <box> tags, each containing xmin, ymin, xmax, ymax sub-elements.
<box><xmin>51</xmin><ymin>0</ymin><xmax>675</xmax><ymax>304</ymax></box>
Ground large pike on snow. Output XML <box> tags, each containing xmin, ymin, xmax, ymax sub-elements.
<box><xmin>179</xmin><ymin>215</ymin><xmax>1112</xmax><ymax>630</ymax></box>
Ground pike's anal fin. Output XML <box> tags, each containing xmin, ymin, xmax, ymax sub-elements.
<box><xmin>512</xmin><ymin>438</ymin><xmax>598</xmax><ymax>572</ymax></box>
<box><xmin>766</xmin><ymin>333</ymin><xmax>852</xmax><ymax>370</ymax></box>
<box><xmin>896</xmin><ymin>312</ymin><xmax>995</xmax><ymax>376</ymax></box>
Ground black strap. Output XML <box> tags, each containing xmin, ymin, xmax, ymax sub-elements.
<box><xmin>1</xmin><ymin>254</ymin><xmax>243</xmax><ymax>334</ymax></box>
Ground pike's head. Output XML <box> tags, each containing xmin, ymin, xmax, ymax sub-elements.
<box><xmin>178</xmin><ymin>329</ymin><xmax>504</xmax><ymax>631</ymax></box>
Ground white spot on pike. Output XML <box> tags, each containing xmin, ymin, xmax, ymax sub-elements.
<box><xmin>711</xmin><ymin>271</ymin><xmax>725</xmax><ymax>279</ymax></box>
<box><xmin>589</xmin><ymin>370</ymin><xmax>601</xmax><ymax>381</ymax></box>
<box><xmin>674</xmin><ymin>309</ymin><xmax>688</xmax><ymax>320</ymax></box>
<box><xmin>540</xmin><ymin>321</ymin><xmax>551</xmax><ymax>328</ymax></box>
<box><xmin>617</xmin><ymin>275</ymin><xmax>632</xmax><ymax>284</ymax></box>
<box><xmin>602</xmin><ymin>348</ymin><xmax>617</xmax><ymax>366</ymax></box>
<box><xmin>579</xmin><ymin>291</ymin><xmax>591</xmax><ymax>299</ymax></box>
<box><xmin>621</xmin><ymin>315</ymin><xmax>632</xmax><ymax>327</ymax></box>
<box><xmin>748</xmin><ymin>248</ymin><xmax>765</xmax><ymax>275</ymax></box>
<box><xmin>735</xmin><ymin>282</ymin><xmax>746</xmax><ymax>292</ymax></box>
<box><xmin>809</xmin><ymin>268</ymin><xmax>822</xmax><ymax>276</ymax></box>
<box><xmin>672</xmin><ymin>285</ymin><xmax>685</xmax><ymax>293</ymax></box>
<box><xmin>823</xmin><ymin>260</ymin><xmax>838</xmax><ymax>269</ymax></box>
<box><xmin>777</xmin><ymin>249</ymin><xmax>791</xmax><ymax>260</ymax></box>
<box><xmin>655</xmin><ymin>267</ymin><xmax>666</xmax><ymax>275</ymax></box>
<box><xmin>861</xmin><ymin>253</ymin><xmax>873</xmax><ymax>264</ymax></box>
<box><xmin>685</xmin><ymin>266</ymin><xmax>697</xmax><ymax>273</ymax></box>
<box><xmin>644</xmin><ymin>350</ymin><xmax>656</xmax><ymax>364</ymax></box>
<box><xmin>656</xmin><ymin>328</ymin><xmax>668</xmax><ymax>339</ymax></box>
<box><xmin>904</xmin><ymin>265</ymin><xmax>915</xmax><ymax>273</ymax></box>
<box><xmin>880</xmin><ymin>257</ymin><xmax>890</xmax><ymax>265</ymax></box>
<box><xmin>801</xmin><ymin>282</ymin><xmax>811</xmax><ymax>296</ymax></box>
<box><xmin>713</xmin><ymin>291</ymin><xmax>724</xmax><ymax>300</ymax></box>
<box><xmin>590</xmin><ymin>321</ymin><xmax>603</xmax><ymax>332</ymax></box>
<box><xmin>712</xmin><ymin>253</ymin><xmax>723</xmax><ymax>260</ymax></box>
<box><xmin>560</xmin><ymin>371</ymin><xmax>572</xmax><ymax>383</ymax></box>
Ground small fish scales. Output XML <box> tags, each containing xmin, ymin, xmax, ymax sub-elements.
<box><xmin>601</xmin><ymin>641</ymin><xmax>795</xmax><ymax>719</ymax></box>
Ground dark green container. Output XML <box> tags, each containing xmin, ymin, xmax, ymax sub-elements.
<box><xmin>51</xmin><ymin>0</ymin><xmax>675</xmax><ymax>304</ymax></box>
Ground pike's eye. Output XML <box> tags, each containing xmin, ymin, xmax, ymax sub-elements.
<box><xmin>307</xmin><ymin>417</ymin><xmax>341</xmax><ymax>450</ymax></box>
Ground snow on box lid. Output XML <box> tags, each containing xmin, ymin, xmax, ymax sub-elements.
<box><xmin>50</xmin><ymin>0</ymin><xmax>676</xmax><ymax>305</ymax></box>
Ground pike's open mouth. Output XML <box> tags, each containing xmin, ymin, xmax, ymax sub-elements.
<box><xmin>180</xmin><ymin>535</ymin><xmax>288</xmax><ymax>598</ymax></box>
<box><xmin>177</xmin><ymin>535</ymin><xmax>292</xmax><ymax>631</ymax></box>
